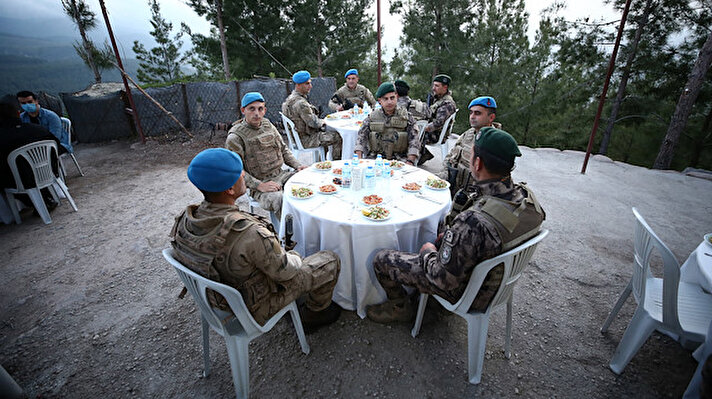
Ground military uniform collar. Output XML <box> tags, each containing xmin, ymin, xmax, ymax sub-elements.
<box><xmin>294</xmin><ymin>90</ymin><xmax>309</xmax><ymax>99</ymax></box>
<box><xmin>198</xmin><ymin>200</ymin><xmax>241</xmax><ymax>213</ymax></box>
<box><xmin>433</xmin><ymin>90</ymin><xmax>452</xmax><ymax>101</ymax></box>
<box><xmin>466</xmin><ymin>176</ymin><xmax>514</xmax><ymax>199</ymax></box>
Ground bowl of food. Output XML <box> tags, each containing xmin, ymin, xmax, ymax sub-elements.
<box><xmin>402</xmin><ymin>182</ymin><xmax>421</xmax><ymax>192</ymax></box>
<box><xmin>425</xmin><ymin>176</ymin><xmax>450</xmax><ymax>190</ymax></box>
<box><xmin>362</xmin><ymin>206</ymin><xmax>391</xmax><ymax>221</ymax></box>
<box><xmin>389</xmin><ymin>160</ymin><xmax>405</xmax><ymax>170</ymax></box>
<box><xmin>318</xmin><ymin>184</ymin><xmax>338</xmax><ymax>195</ymax></box>
<box><xmin>290</xmin><ymin>186</ymin><xmax>314</xmax><ymax>199</ymax></box>
<box><xmin>314</xmin><ymin>161</ymin><xmax>332</xmax><ymax>171</ymax></box>
<box><xmin>362</xmin><ymin>194</ymin><xmax>383</xmax><ymax>206</ymax></box>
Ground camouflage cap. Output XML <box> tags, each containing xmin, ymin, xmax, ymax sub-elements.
<box><xmin>375</xmin><ymin>82</ymin><xmax>396</xmax><ymax>99</ymax></box>
<box><xmin>433</xmin><ymin>74</ymin><xmax>451</xmax><ymax>85</ymax></box>
<box><xmin>475</xmin><ymin>127</ymin><xmax>521</xmax><ymax>163</ymax></box>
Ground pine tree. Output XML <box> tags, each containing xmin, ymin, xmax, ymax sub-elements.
<box><xmin>61</xmin><ymin>0</ymin><xmax>104</xmax><ymax>83</ymax></box>
<box><xmin>132</xmin><ymin>0</ymin><xmax>190</xmax><ymax>84</ymax></box>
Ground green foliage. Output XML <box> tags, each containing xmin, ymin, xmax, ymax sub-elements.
<box><xmin>132</xmin><ymin>0</ymin><xmax>190</xmax><ymax>84</ymax></box>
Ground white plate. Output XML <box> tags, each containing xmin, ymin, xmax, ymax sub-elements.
<box><xmin>331</xmin><ymin>168</ymin><xmax>343</xmax><ymax>176</ymax></box>
<box><xmin>387</xmin><ymin>161</ymin><xmax>405</xmax><ymax>170</ymax></box>
<box><xmin>361</xmin><ymin>207</ymin><xmax>392</xmax><ymax>222</ymax></box>
<box><xmin>705</xmin><ymin>233</ymin><xmax>712</xmax><ymax>248</ymax></box>
<box><xmin>425</xmin><ymin>179</ymin><xmax>450</xmax><ymax>191</ymax></box>
<box><xmin>290</xmin><ymin>187</ymin><xmax>314</xmax><ymax>200</ymax></box>
<box><xmin>361</xmin><ymin>195</ymin><xmax>385</xmax><ymax>206</ymax></box>
<box><xmin>313</xmin><ymin>165</ymin><xmax>332</xmax><ymax>172</ymax></box>
<box><xmin>317</xmin><ymin>185</ymin><xmax>339</xmax><ymax>195</ymax></box>
<box><xmin>401</xmin><ymin>183</ymin><xmax>422</xmax><ymax>193</ymax></box>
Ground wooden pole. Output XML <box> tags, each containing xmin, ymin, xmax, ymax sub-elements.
<box><xmin>377</xmin><ymin>0</ymin><xmax>382</xmax><ymax>85</ymax></box>
<box><xmin>581</xmin><ymin>0</ymin><xmax>632</xmax><ymax>174</ymax></box>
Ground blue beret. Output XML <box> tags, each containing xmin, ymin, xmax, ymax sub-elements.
<box><xmin>241</xmin><ymin>92</ymin><xmax>265</xmax><ymax>108</ymax></box>
<box><xmin>187</xmin><ymin>148</ymin><xmax>243</xmax><ymax>192</ymax></box>
<box><xmin>344</xmin><ymin>69</ymin><xmax>358</xmax><ymax>78</ymax></box>
<box><xmin>469</xmin><ymin>96</ymin><xmax>497</xmax><ymax>109</ymax></box>
<box><xmin>292</xmin><ymin>70</ymin><xmax>311</xmax><ymax>84</ymax></box>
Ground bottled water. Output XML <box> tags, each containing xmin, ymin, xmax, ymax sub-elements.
<box><xmin>352</xmin><ymin>103</ymin><xmax>359</xmax><ymax>117</ymax></box>
<box><xmin>363</xmin><ymin>102</ymin><xmax>371</xmax><ymax>116</ymax></box>
<box><xmin>382</xmin><ymin>161</ymin><xmax>392</xmax><ymax>181</ymax></box>
<box><xmin>375</xmin><ymin>154</ymin><xmax>383</xmax><ymax>177</ymax></box>
<box><xmin>342</xmin><ymin>161</ymin><xmax>351</xmax><ymax>189</ymax></box>
<box><xmin>364</xmin><ymin>166</ymin><xmax>375</xmax><ymax>189</ymax></box>
<box><xmin>352</xmin><ymin>160</ymin><xmax>363</xmax><ymax>191</ymax></box>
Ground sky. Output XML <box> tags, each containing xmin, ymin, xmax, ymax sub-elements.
<box><xmin>0</xmin><ymin>0</ymin><xmax>620</xmax><ymax>63</ymax></box>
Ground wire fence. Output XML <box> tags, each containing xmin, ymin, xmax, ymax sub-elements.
<box><xmin>59</xmin><ymin>77</ymin><xmax>336</xmax><ymax>142</ymax></box>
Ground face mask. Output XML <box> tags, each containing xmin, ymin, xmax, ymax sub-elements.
<box><xmin>21</xmin><ymin>103</ymin><xmax>38</xmax><ymax>113</ymax></box>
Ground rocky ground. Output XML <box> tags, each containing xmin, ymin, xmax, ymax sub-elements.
<box><xmin>1</xmin><ymin>130</ymin><xmax>712</xmax><ymax>398</ymax></box>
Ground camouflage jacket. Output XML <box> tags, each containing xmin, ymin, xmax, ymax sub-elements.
<box><xmin>328</xmin><ymin>83</ymin><xmax>376</xmax><ymax>111</ymax></box>
<box><xmin>426</xmin><ymin>90</ymin><xmax>456</xmax><ymax>134</ymax></box>
<box><xmin>397</xmin><ymin>95</ymin><xmax>431</xmax><ymax>121</ymax></box>
<box><xmin>354</xmin><ymin>106</ymin><xmax>420</xmax><ymax>158</ymax></box>
<box><xmin>444</xmin><ymin>122</ymin><xmax>502</xmax><ymax>170</ymax></box>
<box><xmin>282</xmin><ymin>90</ymin><xmax>324</xmax><ymax>138</ymax></box>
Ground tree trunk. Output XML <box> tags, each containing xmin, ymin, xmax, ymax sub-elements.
<box><xmin>653</xmin><ymin>30</ymin><xmax>712</xmax><ymax>169</ymax></box>
<box><xmin>689</xmin><ymin>104</ymin><xmax>712</xmax><ymax>167</ymax></box>
<box><xmin>69</xmin><ymin>0</ymin><xmax>101</xmax><ymax>83</ymax></box>
<box><xmin>215</xmin><ymin>0</ymin><xmax>230</xmax><ymax>80</ymax></box>
<box><xmin>599</xmin><ymin>0</ymin><xmax>654</xmax><ymax>155</ymax></box>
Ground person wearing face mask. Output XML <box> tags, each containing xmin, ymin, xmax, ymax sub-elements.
<box><xmin>366</xmin><ymin>127</ymin><xmax>546</xmax><ymax>323</ymax></box>
<box><xmin>16</xmin><ymin>91</ymin><xmax>71</xmax><ymax>153</ymax></box>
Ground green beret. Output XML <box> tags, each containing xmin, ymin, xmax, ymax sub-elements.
<box><xmin>375</xmin><ymin>82</ymin><xmax>396</xmax><ymax>99</ymax></box>
<box><xmin>475</xmin><ymin>127</ymin><xmax>521</xmax><ymax>163</ymax></box>
<box><xmin>433</xmin><ymin>74</ymin><xmax>451</xmax><ymax>85</ymax></box>
<box><xmin>394</xmin><ymin>80</ymin><xmax>409</xmax><ymax>91</ymax></box>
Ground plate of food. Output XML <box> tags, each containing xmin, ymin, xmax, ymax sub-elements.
<box><xmin>332</xmin><ymin>177</ymin><xmax>342</xmax><ymax>186</ymax></box>
<box><xmin>290</xmin><ymin>186</ymin><xmax>314</xmax><ymax>199</ymax></box>
<box><xmin>318</xmin><ymin>184</ymin><xmax>338</xmax><ymax>195</ymax></box>
<box><xmin>326</xmin><ymin>114</ymin><xmax>338</xmax><ymax>120</ymax></box>
<box><xmin>705</xmin><ymin>233</ymin><xmax>712</xmax><ymax>248</ymax></box>
<box><xmin>332</xmin><ymin>168</ymin><xmax>342</xmax><ymax>176</ymax></box>
<box><xmin>362</xmin><ymin>194</ymin><xmax>383</xmax><ymax>206</ymax></box>
<box><xmin>388</xmin><ymin>160</ymin><xmax>405</xmax><ymax>170</ymax></box>
<box><xmin>425</xmin><ymin>176</ymin><xmax>450</xmax><ymax>190</ymax></box>
<box><xmin>362</xmin><ymin>206</ymin><xmax>391</xmax><ymax>221</ymax></box>
<box><xmin>402</xmin><ymin>182</ymin><xmax>422</xmax><ymax>192</ymax></box>
<box><xmin>314</xmin><ymin>161</ymin><xmax>332</xmax><ymax>171</ymax></box>
<box><xmin>341</xmin><ymin>114</ymin><xmax>351</xmax><ymax>119</ymax></box>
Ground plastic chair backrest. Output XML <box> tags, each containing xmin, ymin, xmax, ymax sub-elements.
<box><xmin>7</xmin><ymin>140</ymin><xmax>58</xmax><ymax>192</ymax></box>
<box><xmin>162</xmin><ymin>248</ymin><xmax>268</xmax><ymax>338</ymax></box>
<box><xmin>631</xmin><ymin>207</ymin><xmax>682</xmax><ymax>333</ymax></box>
<box><xmin>280</xmin><ymin>112</ymin><xmax>305</xmax><ymax>151</ymax></box>
<box><xmin>453</xmin><ymin>229</ymin><xmax>549</xmax><ymax>314</ymax></box>
<box><xmin>60</xmin><ymin>117</ymin><xmax>72</xmax><ymax>149</ymax></box>
<box><xmin>436</xmin><ymin>110</ymin><xmax>458</xmax><ymax>144</ymax></box>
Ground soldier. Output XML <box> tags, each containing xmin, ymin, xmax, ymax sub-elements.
<box><xmin>422</xmin><ymin>74</ymin><xmax>457</xmax><ymax>145</ymax></box>
<box><xmin>328</xmin><ymin>68</ymin><xmax>377</xmax><ymax>112</ymax></box>
<box><xmin>170</xmin><ymin>148</ymin><xmax>342</xmax><ymax>331</ymax></box>
<box><xmin>366</xmin><ymin>127</ymin><xmax>546</xmax><ymax>323</ymax></box>
<box><xmin>443</xmin><ymin>96</ymin><xmax>502</xmax><ymax>195</ymax></box>
<box><xmin>282</xmin><ymin>70</ymin><xmax>342</xmax><ymax>159</ymax></box>
<box><xmin>354</xmin><ymin>82</ymin><xmax>419</xmax><ymax>164</ymax></box>
<box><xmin>226</xmin><ymin>92</ymin><xmax>306</xmax><ymax>219</ymax></box>
<box><xmin>394</xmin><ymin>79</ymin><xmax>431</xmax><ymax>121</ymax></box>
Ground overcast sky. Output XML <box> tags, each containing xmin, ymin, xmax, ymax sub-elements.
<box><xmin>1</xmin><ymin>0</ymin><xmax>619</xmax><ymax>63</ymax></box>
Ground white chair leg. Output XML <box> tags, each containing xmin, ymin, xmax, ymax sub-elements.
<box><xmin>288</xmin><ymin>303</ymin><xmax>310</xmax><ymax>355</ymax></box>
<box><xmin>201</xmin><ymin>316</ymin><xmax>211</xmax><ymax>377</ymax></box>
<box><xmin>27</xmin><ymin>188</ymin><xmax>51</xmax><ymax>224</ymax></box>
<box><xmin>59</xmin><ymin>156</ymin><xmax>68</xmax><ymax>179</ymax></box>
<box><xmin>441</xmin><ymin>144</ymin><xmax>448</xmax><ymax>161</ymax></box>
<box><xmin>70</xmin><ymin>153</ymin><xmax>84</xmax><ymax>176</ymax></box>
<box><xmin>609</xmin><ymin>306</ymin><xmax>657</xmax><ymax>375</ymax></box>
<box><xmin>465</xmin><ymin>313</ymin><xmax>490</xmax><ymax>384</ymax></box>
<box><xmin>601</xmin><ymin>281</ymin><xmax>632</xmax><ymax>333</ymax></box>
<box><xmin>505</xmin><ymin>296</ymin><xmax>513</xmax><ymax>359</ymax></box>
<box><xmin>411</xmin><ymin>293</ymin><xmax>429</xmax><ymax>338</ymax></box>
<box><xmin>54</xmin><ymin>178</ymin><xmax>78</xmax><ymax>211</ymax></box>
<box><xmin>224</xmin><ymin>336</ymin><xmax>250</xmax><ymax>399</ymax></box>
<box><xmin>5</xmin><ymin>191</ymin><xmax>21</xmax><ymax>224</ymax></box>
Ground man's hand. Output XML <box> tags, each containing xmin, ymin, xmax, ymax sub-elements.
<box><xmin>355</xmin><ymin>150</ymin><xmax>363</xmax><ymax>158</ymax></box>
<box><xmin>336</xmin><ymin>105</ymin><xmax>344</xmax><ymax>111</ymax></box>
<box><xmin>257</xmin><ymin>181</ymin><xmax>281</xmax><ymax>193</ymax></box>
<box><xmin>297</xmin><ymin>165</ymin><xmax>308</xmax><ymax>171</ymax></box>
<box><xmin>419</xmin><ymin>242</ymin><xmax>437</xmax><ymax>254</ymax></box>
<box><xmin>406</xmin><ymin>156</ymin><xmax>417</xmax><ymax>165</ymax></box>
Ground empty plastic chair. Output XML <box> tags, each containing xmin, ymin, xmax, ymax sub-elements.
<box><xmin>162</xmin><ymin>248</ymin><xmax>310</xmax><ymax>399</ymax></box>
<box><xmin>59</xmin><ymin>117</ymin><xmax>84</xmax><ymax>176</ymax></box>
<box><xmin>411</xmin><ymin>229</ymin><xmax>549</xmax><ymax>384</ymax></box>
<box><xmin>280</xmin><ymin>112</ymin><xmax>326</xmax><ymax>163</ymax></box>
<box><xmin>5</xmin><ymin>140</ymin><xmax>78</xmax><ymax>224</ymax></box>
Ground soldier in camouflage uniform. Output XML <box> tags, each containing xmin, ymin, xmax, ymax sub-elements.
<box><xmin>422</xmin><ymin>74</ymin><xmax>457</xmax><ymax>145</ymax></box>
<box><xmin>394</xmin><ymin>79</ymin><xmax>431</xmax><ymax>122</ymax></box>
<box><xmin>171</xmin><ymin>148</ymin><xmax>342</xmax><ymax>330</ymax></box>
<box><xmin>328</xmin><ymin>69</ymin><xmax>376</xmax><ymax>111</ymax></box>
<box><xmin>354</xmin><ymin>82</ymin><xmax>419</xmax><ymax>164</ymax></box>
<box><xmin>367</xmin><ymin>127</ymin><xmax>545</xmax><ymax>323</ymax></box>
<box><xmin>226</xmin><ymin>92</ymin><xmax>306</xmax><ymax>219</ymax></box>
<box><xmin>282</xmin><ymin>70</ymin><xmax>342</xmax><ymax>159</ymax></box>
<box><xmin>443</xmin><ymin>96</ymin><xmax>502</xmax><ymax>194</ymax></box>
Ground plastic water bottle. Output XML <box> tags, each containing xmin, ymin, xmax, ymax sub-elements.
<box><xmin>383</xmin><ymin>161</ymin><xmax>392</xmax><ymax>181</ymax></box>
<box><xmin>375</xmin><ymin>154</ymin><xmax>383</xmax><ymax>177</ymax></box>
<box><xmin>342</xmin><ymin>161</ymin><xmax>351</xmax><ymax>189</ymax></box>
<box><xmin>352</xmin><ymin>103</ymin><xmax>359</xmax><ymax>116</ymax></box>
<box><xmin>352</xmin><ymin>160</ymin><xmax>363</xmax><ymax>191</ymax></box>
<box><xmin>365</xmin><ymin>166</ymin><xmax>375</xmax><ymax>189</ymax></box>
<box><xmin>363</xmin><ymin>102</ymin><xmax>371</xmax><ymax>116</ymax></box>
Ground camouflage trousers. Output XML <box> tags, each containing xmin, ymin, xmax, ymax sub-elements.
<box><xmin>422</xmin><ymin>130</ymin><xmax>446</xmax><ymax>145</ymax></box>
<box><xmin>373</xmin><ymin>249</ymin><xmax>454</xmax><ymax>302</ymax></box>
<box><xmin>301</xmin><ymin>130</ymin><xmax>343</xmax><ymax>160</ymax></box>
<box><xmin>250</xmin><ymin>250</ymin><xmax>341</xmax><ymax>325</ymax></box>
<box><xmin>250</xmin><ymin>169</ymin><xmax>296</xmax><ymax>219</ymax></box>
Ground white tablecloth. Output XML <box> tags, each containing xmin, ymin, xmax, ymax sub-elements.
<box><xmin>324</xmin><ymin>110</ymin><xmax>367</xmax><ymax>160</ymax></box>
<box><xmin>279</xmin><ymin>160</ymin><xmax>452</xmax><ymax>317</ymax></box>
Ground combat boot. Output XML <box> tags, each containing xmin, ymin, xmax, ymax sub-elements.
<box><xmin>299</xmin><ymin>301</ymin><xmax>342</xmax><ymax>334</ymax></box>
<box><xmin>366</xmin><ymin>297</ymin><xmax>415</xmax><ymax>324</ymax></box>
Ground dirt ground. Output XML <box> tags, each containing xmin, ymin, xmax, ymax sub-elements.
<box><xmin>1</xmin><ymin>130</ymin><xmax>712</xmax><ymax>399</ymax></box>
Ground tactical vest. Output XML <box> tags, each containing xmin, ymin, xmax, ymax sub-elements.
<box><xmin>368</xmin><ymin>107</ymin><xmax>409</xmax><ymax>159</ymax></box>
<box><xmin>336</xmin><ymin>84</ymin><xmax>367</xmax><ymax>107</ymax></box>
<box><xmin>283</xmin><ymin>91</ymin><xmax>318</xmax><ymax>135</ymax></box>
<box><xmin>170</xmin><ymin>207</ymin><xmax>279</xmax><ymax>315</ymax></box>
<box><xmin>430</xmin><ymin>93</ymin><xmax>455</xmax><ymax>116</ymax></box>
<box><xmin>446</xmin><ymin>182</ymin><xmax>545</xmax><ymax>251</ymax></box>
<box><xmin>229</xmin><ymin>120</ymin><xmax>284</xmax><ymax>181</ymax></box>
<box><xmin>408</xmin><ymin>99</ymin><xmax>430</xmax><ymax>121</ymax></box>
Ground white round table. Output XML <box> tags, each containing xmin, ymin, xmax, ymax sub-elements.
<box><xmin>324</xmin><ymin>110</ymin><xmax>367</xmax><ymax>160</ymax></box>
<box><xmin>278</xmin><ymin>159</ymin><xmax>452</xmax><ymax>317</ymax></box>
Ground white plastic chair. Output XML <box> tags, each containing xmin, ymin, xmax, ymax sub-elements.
<box><xmin>602</xmin><ymin>208</ymin><xmax>712</xmax><ymax>374</ymax></box>
<box><xmin>419</xmin><ymin>110</ymin><xmax>458</xmax><ymax>160</ymax></box>
<box><xmin>411</xmin><ymin>229</ymin><xmax>549</xmax><ymax>384</ymax></box>
<box><xmin>59</xmin><ymin>117</ymin><xmax>84</xmax><ymax>177</ymax></box>
<box><xmin>162</xmin><ymin>248</ymin><xmax>310</xmax><ymax>399</ymax></box>
<box><xmin>280</xmin><ymin>112</ymin><xmax>326</xmax><ymax>163</ymax></box>
<box><xmin>246</xmin><ymin>189</ymin><xmax>280</xmax><ymax>232</ymax></box>
<box><xmin>5</xmin><ymin>140</ymin><xmax>78</xmax><ymax>224</ymax></box>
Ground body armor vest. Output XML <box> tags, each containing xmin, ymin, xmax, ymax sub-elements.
<box><xmin>336</xmin><ymin>84</ymin><xmax>367</xmax><ymax>107</ymax></box>
<box><xmin>430</xmin><ymin>93</ymin><xmax>455</xmax><ymax>115</ymax></box>
<box><xmin>170</xmin><ymin>207</ymin><xmax>279</xmax><ymax>314</ymax></box>
<box><xmin>368</xmin><ymin>107</ymin><xmax>409</xmax><ymax>159</ymax></box>
<box><xmin>230</xmin><ymin>120</ymin><xmax>284</xmax><ymax>181</ymax></box>
<box><xmin>283</xmin><ymin>92</ymin><xmax>318</xmax><ymax>134</ymax></box>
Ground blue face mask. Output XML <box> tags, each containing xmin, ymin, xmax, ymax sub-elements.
<box><xmin>21</xmin><ymin>103</ymin><xmax>38</xmax><ymax>113</ymax></box>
